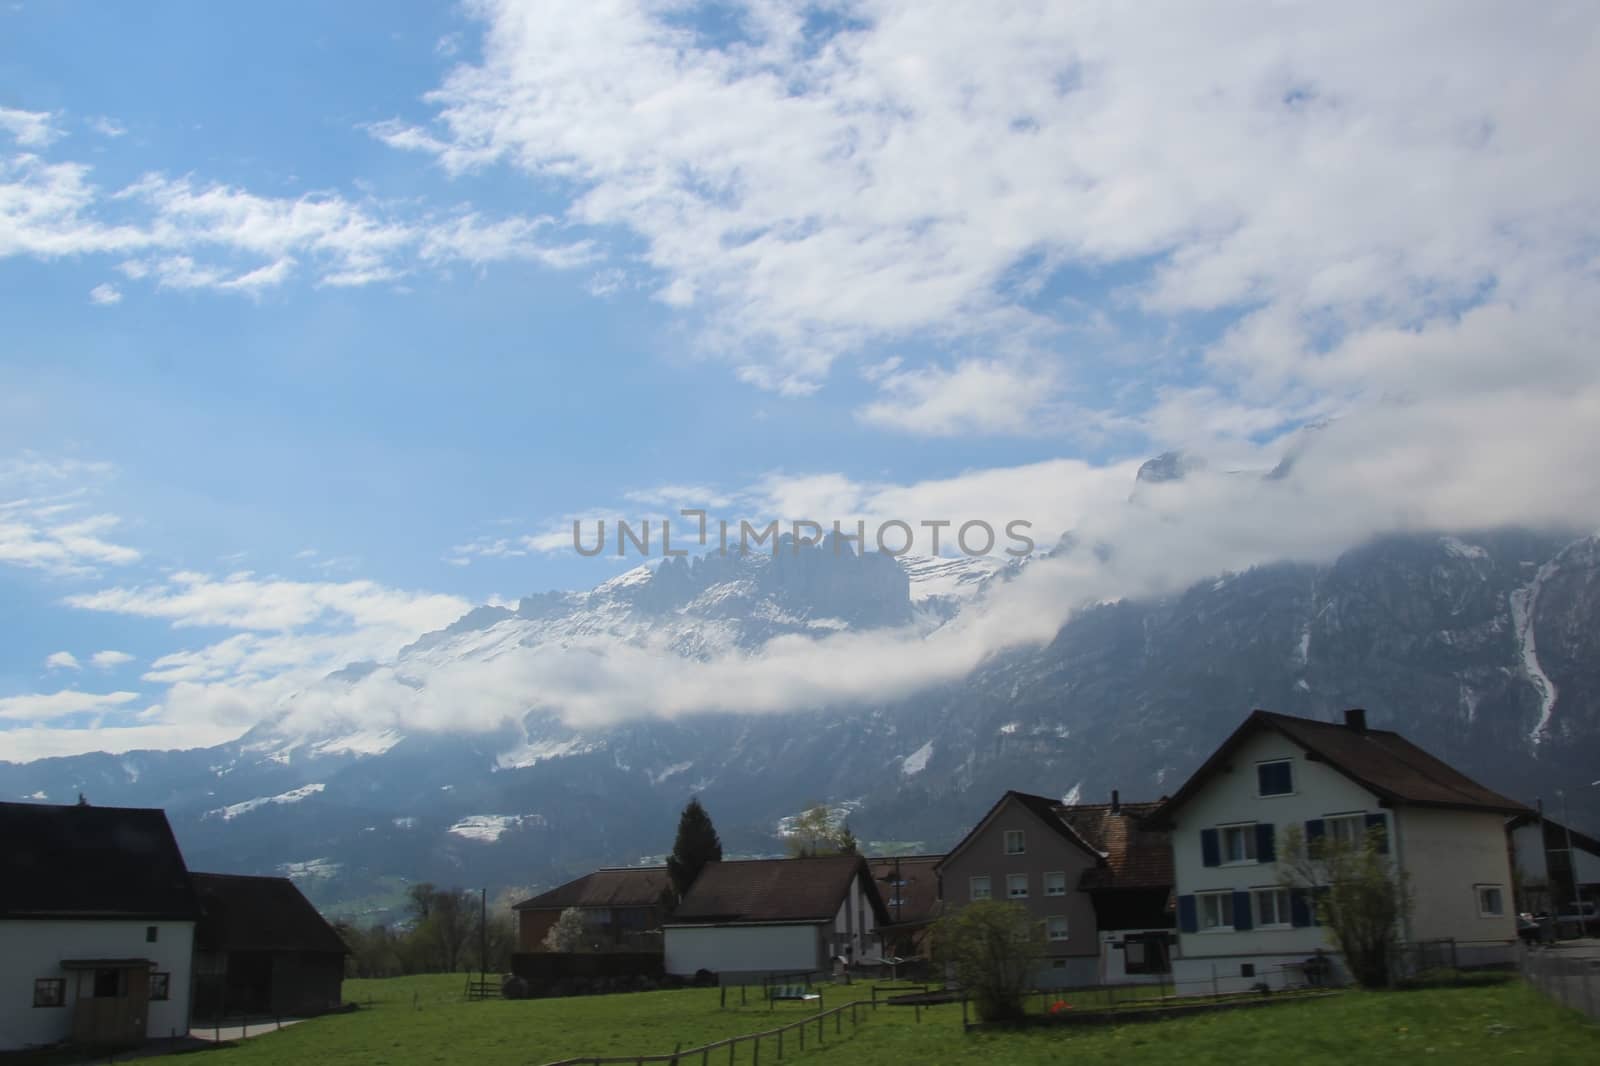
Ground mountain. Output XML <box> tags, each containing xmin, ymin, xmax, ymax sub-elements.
<box><xmin>4</xmin><ymin>526</ymin><xmax>1597</xmax><ymax>923</ymax></box>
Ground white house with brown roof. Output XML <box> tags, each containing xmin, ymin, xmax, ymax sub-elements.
<box><xmin>1156</xmin><ymin>708</ymin><xmax>1531</xmax><ymax>993</ymax></box>
<box><xmin>663</xmin><ymin>856</ymin><xmax>889</xmax><ymax>978</ymax></box>
<box><xmin>1</xmin><ymin>802</ymin><xmax>200</xmax><ymax>1052</ymax></box>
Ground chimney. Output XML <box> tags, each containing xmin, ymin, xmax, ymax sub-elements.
<box><xmin>1344</xmin><ymin>708</ymin><xmax>1368</xmax><ymax>732</ymax></box>
<box><xmin>1111</xmin><ymin>789</ymin><xmax>1121</xmax><ymax>814</ymax></box>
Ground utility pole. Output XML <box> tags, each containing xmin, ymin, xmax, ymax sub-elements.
<box><xmin>1560</xmin><ymin>792</ymin><xmax>1591</xmax><ymax>937</ymax></box>
<box><xmin>480</xmin><ymin>886</ymin><xmax>488</xmax><ymax>979</ymax></box>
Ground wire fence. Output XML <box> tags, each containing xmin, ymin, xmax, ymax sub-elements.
<box><xmin>538</xmin><ymin>993</ymin><xmax>889</xmax><ymax>1066</ymax></box>
<box><xmin>1519</xmin><ymin>945</ymin><xmax>1600</xmax><ymax>1020</ymax></box>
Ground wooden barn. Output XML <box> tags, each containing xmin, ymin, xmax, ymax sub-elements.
<box><xmin>189</xmin><ymin>873</ymin><xmax>348</xmax><ymax>1019</ymax></box>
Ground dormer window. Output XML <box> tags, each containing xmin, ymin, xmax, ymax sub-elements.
<box><xmin>1257</xmin><ymin>759</ymin><xmax>1294</xmax><ymax>796</ymax></box>
<box><xmin>1004</xmin><ymin>829</ymin><xmax>1026</xmax><ymax>855</ymax></box>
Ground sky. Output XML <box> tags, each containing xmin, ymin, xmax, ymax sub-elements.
<box><xmin>3</xmin><ymin>1</ymin><xmax>1599</xmax><ymax>761</ymax></box>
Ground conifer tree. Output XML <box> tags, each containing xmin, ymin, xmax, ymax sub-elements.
<box><xmin>667</xmin><ymin>797</ymin><xmax>723</xmax><ymax>901</ymax></box>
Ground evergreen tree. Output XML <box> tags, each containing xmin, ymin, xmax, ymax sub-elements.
<box><xmin>667</xmin><ymin>797</ymin><xmax>723</xmax><ymax>901</ymax></box>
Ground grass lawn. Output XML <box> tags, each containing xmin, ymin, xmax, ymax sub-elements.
<box><xmin>179</xmin><ymin>975</ymin><xmax>1597</xmax><ymax>1066</ymax></box>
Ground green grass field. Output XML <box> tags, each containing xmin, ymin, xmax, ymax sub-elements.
<box><xmin>185</xmin><ymin>974</ymin><xmax>1598</xmax><ymax>1066</ymax></box>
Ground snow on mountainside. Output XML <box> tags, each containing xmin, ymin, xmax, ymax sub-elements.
<box><xmin>3</xmin><ymin>515</ymin><xmax>1598</xmax><ymax>919</ymax></box>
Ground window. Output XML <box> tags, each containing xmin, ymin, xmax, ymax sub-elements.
<box><xmin>1326</xmin><ymin>814</ymin><xmax>1365</xmax><ymax>847</ymax></box>
<box><xmin>1123</xmin><ymin>932</ymin><xmax>1171</xmax><ymax>975</ymax></box>
<box><xmin>33</xmin><ymin>979</ymin><xmax>65</xmax><ymax>1008</ymax></box>
<box><xmin>146</xmin><ymin>925</ymin><xmax>159</xmax><ymax>943</ymax></box>
<box><xmin>1044</xmin><ymin>871</ymin><xmax>1067</xmax><ymax>896</ymax></box>
<box><xmin>1124</xmin><ymin>938</ymin><xmax>1146</xmax><ymax>971</ymax></box>
<box><xmin>149</xmin><ymin>973</ymin><xmax>170</xmax><ymax>1001</ymax></box>
<box><xmin>1241</xmin><ymin>963</ymin><xmax>1256</xmax><ymax>978</ymax></box>
<box><xmin>1051</xmin><ymin>959</ymin><xmax>1067</xmax><ymax>970</ymax></box>
<box><xmin>1046</xmin><ymin>916</ymin><xmax>1069</xmax><ymax>941</ymax></box>
<box><xmin>888</xmin><ymin>896</ymin><xmax>906</xmax><ymax>908</ymax></box>
<box><xmin>1007</xmin><ymin>874</ymin><xmax>1029</xmax><ymax>899</ymax></box>
<box><xmin>1199</xmin><ymin>891</ymin><xmax>1234</xmax><ymax>931</ymax></box>
<box><xmin>1004</xmin><ymin>829</ymin><xmax>1026</xmax><ymax>855</ymax></box>
<box><xmin>1257</xmin><ymin>760</ymin><xmax>1294</xmax><ymax>796</ymax></box>
<box><xmin>969</xmin><ymin>876</ymin><xmax>992</xmax><ymax>901</ymax></box>
<box><xmin>1222</xmin><ymin>824</ymin><xmax>1258</xmax><ymax>864</ymax></box>
<box><xmin>92</xmin><ymin>969</ymin><xmax>122</xmax><ymax>999</ymax></box>
<box><xmin>1254</xmin><ymin>887</ymin><xmax>1291</xmax><ymax>928</ymax></box>
<box><xmin>1478</xmin><ymin>885</ymin><xmax>1505</xmax><ymax>917</ymax></box>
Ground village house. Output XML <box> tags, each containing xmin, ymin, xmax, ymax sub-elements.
<box><xmin>1057</xmin><ymin>794</ymin><xmax>1177</xmax><ymax>984</ymax></box>
<box><xmin>513</xmin><ymin>866</ymin><xmax>672</xmax><ymax>953</ymax></box>
<box><xmin>189</xmin><ymin>872</ymin><xmax>348</xmax><ymax>1019</ymax></box>
<box><xmin>867</xmin><ymin>855</ymin><xmax>943</xmax><ymax>960</ymax></box>
<box><xmin>937</xmin><ymin>790</ymin><xmax>1176</xmax><ymax>987</ymax></box>
<box><xmin>663</xmin><ymin>856</ymin><xmax>889</xmax><ymax>979</ymax></box>
<box><xmin>0</xmin><ymin>801</ymin><xmax>200</xmax><ymax>1051</ymax></box>
<box><xmin>1155</xmin><ymin>708</ymin><xmax>1531</xmax><ymax>993</ymax></box>
<box><xmin>1507</xmin><ymin>813</ymin><xmax>1600</xmax><ymax>921</ymax></box>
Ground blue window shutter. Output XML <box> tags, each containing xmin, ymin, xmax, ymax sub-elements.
<box><xmin>1306</xmin><ymin>818</ymin><xmax>1325</xmax><ymax>841</ymax></box>
<box><xmin>1178</xmin><ymin>894</ymin><xmax>1198</xmax><ymax>934</ymax></box>
<box><xmin>1290</xmin><ymin>888</ymin><xmax>1312</xmax><ymax>927</ymax></box>
<box><xmin>1232</xmin><ymin>891</ymin><xmax>1253</xmax><ymax>930</ymax></box>
<box><xmin>1364</xmin><ymin>813</ymin><xmax>1390</xmax><ymax>854</ymax></box>
<box><xmin>1201</xmin><ymin>828</ymin><xmax>1220</xmax><ymax>867</ymax></box>
<box><xmin>1256</xmin><ymin>823</ymin><xmax>1276</xmax><ymax>863</ymax></box>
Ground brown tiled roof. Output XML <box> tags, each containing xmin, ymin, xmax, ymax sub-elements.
<box><xmin>1056</xmin><ymin>803</ymin><xmax>1173</xmax><ymax>891</ymax></box>
<box><xmin>935</xmin><ymin>790</ymin><xmax>1102</xmax><ymax>872</ymax></box>
<box><xmin>513</xmin><ymin>866</ymin><xmax>670</xmax><ymax>912</ymax></box>
<box><xmin>191</xmin><ymin>873</ymin><xmax>348</xmax><ymax>955</ymax></box>
<box><xmin>0</xmin><ymin>801</ymin><xmax>200</xmax><ymax>922</ymax></box>
<box><xmin>667</xmin><ymin>856</ymin><xmax>890</xmax><ymax>926</ymax></box>
<box><xmin>867</xmin><ymin>855</ymin><xmax>944</xmax><ymax>928</ymax></box>
<box><xmin>1155</xmin><ymin>710</ymin><xmax>1533</xmax><ymax>824</ymax></box>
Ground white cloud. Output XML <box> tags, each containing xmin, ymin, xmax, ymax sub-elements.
<box><xmin>857</xmin><ymin>359</ymin><xmax>1055</xmax><ymax>436</ymax></box>
<box><xmin>88</xmin><ymin>282</ymin><xmax>121</xmax><ymax>305</ymax></box>
<box><xmin>0</xmin><ymin>460</ymin><xmax>140</xmax><ymax>578</ymax></box>
<box><xmin>87</xmin><ymin>116</ymin><xmax>126</xmax><ymax>138</ymax></box>
<box><xmin>0</xmin><ymin>105</ymin><xmax>60</xmax><ymax>147</ymax></box>
<box><xmin>0</xmin><ymin>153</ymin><xmax>593</xmax><ymax>295</ymax></box>
<box><xmin>378</xmin><ymin>0</ymin><xmax>1600</xmax><ymax>426</ymax></box>
<box><xmin>66</xmin><ymin>570</ymin><xmax>469</xmax><ymax>633</ymax></box>
<box><xmin>0</xmin><ymin>689</ymin><xmax>139</xmax><ymax>722</ymax></box>
<box><xmin>90</xmin><ymin>650</ymin><xmax>134</xmax><ymax>669</ymax></box>
<box><xmin>44</xmin><ymin>651</ymin><xmax>80</xmax><ymax>671</ymax></box>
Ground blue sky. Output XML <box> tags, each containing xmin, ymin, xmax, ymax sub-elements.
<box><xmin>3</xmin><ymin>1</ymin><xmax>1598</xmax><ymax>759</ymax></box>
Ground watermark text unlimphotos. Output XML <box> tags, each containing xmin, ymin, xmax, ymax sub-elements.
<box><xmin>573</xmin><ymin>511</ymin><xmax>1034</xmax><ymax>559</ymax></box>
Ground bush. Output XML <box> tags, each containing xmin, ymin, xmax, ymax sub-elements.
<box><xmin>933</xmin><ymin>900</ymin><xmax>1043</xmax><ymax>1022</ymax></box>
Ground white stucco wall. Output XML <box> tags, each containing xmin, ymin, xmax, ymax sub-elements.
<box><xmin>830</xmin><ymin>873</ymin><xmax>879</xmax><ymax>961</ymax></box>
<box><xmin>0</xmin><ymin>919</ymin><xmax>194</xmax><ymax>1051</ymax></box>
<box><xmin>1397</xmin><ymin>807</ymin><xmax>1517</xmax><ymax>949</ymax></box>
<box><xmin>1169</xmin><ymin>728</ymin><xmax>1380</xmax><ymax>970</ymax></box>
<box><xmin>664</xmin><ymin>923</ymin><xmax>824</xmax><ymax>976</ymax></box>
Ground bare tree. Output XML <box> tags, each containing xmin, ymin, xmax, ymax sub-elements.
<box><xmin>1278</xmin><ymin>823</ymin><xmax>1412</xmax><ymax>987</ymax></box>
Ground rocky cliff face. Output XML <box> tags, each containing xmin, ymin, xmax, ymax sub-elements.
<box><xmin>2</xmin><ymin>527</ymin><xmax>1596</xmax><ymax>920</ymax></box>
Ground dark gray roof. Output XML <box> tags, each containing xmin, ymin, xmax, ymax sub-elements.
<box><xmin>667</xmin><ymin>856</ymin><xmax>889</xmax><ymax>926</ymax></box>
<box><xmin>513</xmin><ymin>867</ymin><xmax>671</xmax><ymax>911</ymax></box>
<box><xmin>191</xmin><ymin>872</ymin><xmax>348</xmax><ymax>955</ymax></box>
<box><xmin>0</xmin><ymin>801</ymin><xmax>200</xmax><ymax>921</ymax></box>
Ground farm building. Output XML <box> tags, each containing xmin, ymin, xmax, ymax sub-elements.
<box><xmin>0</xmin><ymin>800</ymin><xmax>200</xmax><ymax>1051</ymax></box>
<box><xmin>189</xmin><ymin>872</ymin><xmax>348</xmax><ymax>1019</ymax></box>
<box><xmin>513</xmin><ymin>866</ymin><xmax>672</xmax><ymax>953</ymax></box>
<box><xmin>663</xmin><ymin>856</ymin><xmax>890</xmax><ymax>979</ymax></box>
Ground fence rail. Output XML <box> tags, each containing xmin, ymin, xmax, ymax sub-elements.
<box><xmin>539</xmin><ymin>995</ymin><xmax>885</xmax><ymax>1066</ymax></box>
<box><xmin>1520</xmin><ymin>945</ymin><xmax>1600</xmax><ymax>1020</ymax></box>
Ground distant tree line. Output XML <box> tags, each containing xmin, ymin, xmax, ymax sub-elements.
<box><xmin>334</xmin><ymin>883</ymin><xmax>520</xmax><ymax>978</ymax></box>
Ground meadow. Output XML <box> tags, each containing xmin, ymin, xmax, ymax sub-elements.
<box><xmin>180</xmin><ymin>974</ymin><xmax>1598</xmax><ymax>1066</ymax></box>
